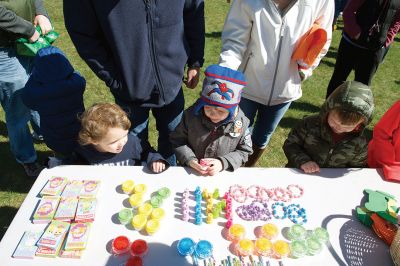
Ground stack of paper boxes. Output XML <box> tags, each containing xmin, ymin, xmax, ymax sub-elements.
<box><xmin>13</xmin><ymin>177</ymin><xmax>100</xmax><ymax>259</ymax></box>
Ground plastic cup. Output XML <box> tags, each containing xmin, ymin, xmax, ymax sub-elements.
<box><xmin>122</xmin><ymin>180</ymin><xmax>135</xmax><ymax>194</ymax></box>
<box><xmin>112</xmin><ymin>235</ymin><xmax>130</xmax><ymax>255</ymax></box>
<box><xmin>138</xmin><ymin>203</ymin><xmax>153</xmax><ymax>217</ymax></box>
<box><xmin>177</xmin><ymin>237</ymin><xmax>195</xmax><ymax>256</ymax></box>
<box><xmin>228</xmin><ymin>224</ymin><xmax>246</xmax><ymax>241</ymax></box>
<box><xmin>157</xmin><ymin>187</ymin><xmax>171</xmax><ymax>199</ymax></box>
<box><xmin>287</xmin><ymin>224</ymin><xmax>307</xmax><ymax>241</ymax></box>
<box><xmin>255</xmin><ymin>237</ymin><xmax>272</xmax><ymax>256</ymax></box>
<box><xmin>145</xmin><ymin>219</ymin><xmax>160</xmax><ymax>235</ymax></box>
<box><xmin>312</xmin><ymin>227</ymin><xmax>329</xmax><ymax>244</ymax></box>
<box><xmin>134</xmin><ymin>184</ymin><xmax>147</xmax><ymax>195</ymax></box>
<box><xmin>194</xmin><ymin>240</ymin><xmax>213</xmax><ymax>259</ymax></box>
<box><xmin>126</xmin><ymin>256</ymin><xmax>143</xmax><ymax>266</ymax></box>
<box><xmin>150</xmin><ymin>196</ymin><xmax>163</xmax><ymax>208</ymax></box>
<box><xmin>132</xmin><ymin>214</ymin><xmax>147</xmax><ymax>230</ymax></box>
<box><xmin>118</xmin><ymin>208</ymin><xmax>133</xmax><ymax>225</ymax></box>
<box><xmin>261</xmin><ymin>223</ymin><xmax>279</xmax><ymax>240</ymax></box>
<box><xmin>272</xmin><ymin>240</ymin><xmax>290</xmax><ymax>258</ymax></box>
<box><xmin>129</xmin><ymin>194</ymin><xmax>143</xmax><ymax>207</ymax></box>
<box><xmin>151</xmin><ymin>208</ymin><xmax>165</xmax><ymax>220</ymax></box>
<box><xmin>236</xmin><ymin>239</ymin><xmax>254</xmax><ymax>256</ymax></box>
<box><xmin>290</xmin><ymin>240</ymin><xmax>308</xmax><ymax>258</ymax></box>
<box><xmin>306</xmin><ymin>237</ymin><xmax>322</xmax><ymax>255</ymax></box>
<box><xmin>130</xmin><ymin>239</ymin><xmax>148</xmax><ymax>257</ymax></box>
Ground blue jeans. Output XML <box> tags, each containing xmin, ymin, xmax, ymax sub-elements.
<box><xmin>116</xmin><ymin>89</ymin><xmax>184</xmax><ymax>166</ymax></box>
<box><xmin>30</xmin><ymin>110</ymin><xmax>41</xmax><ymax>136</ymax></box>
<box><xmin>0</xmin><ymin>48</ymin><xmax>36</xmax><ymax>163</ymax></box>
<box><xmin>239</xmin><ymin>98</ymin><xmax>291</xmax><ymax>148</ymax></box>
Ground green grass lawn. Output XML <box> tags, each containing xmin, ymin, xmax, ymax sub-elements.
<box><xmin>0</xmin><ymin>0</ymin><xmax>399</xmax><ymax>239</ymax></box>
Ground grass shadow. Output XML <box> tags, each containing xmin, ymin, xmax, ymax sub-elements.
<box><xmin>0</xmin><ymin>206</ymin><xmax>18</xmax><ymax>241</ymax></box>
<box><xmin>324</xmin><ymin>48</ymin><xmax>338</xmax><ymax>60</ymax></box>
<box><xmin>289</xmin><ymin>101</ymin><xmax>321</xmax><ymax>113</ymax></box>
<box><xmin>0</xmin><ymin>141</ymin><xmax>52</xmax><ymax>193</ymax></box>
<box><xmin>0</xmin><ymin>120</ymin><xmax>7</xmax><ymax>137</ymax></box>
<box><xmin>320</xmin><ymin>57</ymin><xmax>337</xmax><ymax>68</ymax></box>
<box><xmin>205</xmin><ymin>31</ymin><xmax>221</xmax><ymax>39</ymax></box>
<box><xmin>279</xmin><ymin>116</ymin><xmax>302</xmax><ymax>129</ymax></box>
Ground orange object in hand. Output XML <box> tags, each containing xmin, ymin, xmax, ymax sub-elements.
<box><xmin>292</xmin><ymin>24</ymin><xmax>327</xmax><ymax>69</ymax></box>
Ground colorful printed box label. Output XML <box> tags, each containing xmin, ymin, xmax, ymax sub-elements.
<box><xmin>12</xmin><ymin>230</ymin><xmax>43</xmax><ymax>259</ymax></box>
<box><xmin>33</xmin><ymin>196</ymin><xmax>60</xmax><ymax>222</ymax></box>
<box><xmin>79</xmin><ymin>180</ymin><xmax>100</xmax><ymax>198</ymax></box>
<box><xmin>40</xmin><ymin>176</ymin><xmax>68</xmax><ymax>196</ymax></box>
<box><xmin>54</xmin><ymin>197</ymin><xmax>78</xmax><ymax>221</ymax></box>
<box><xmin>75</xmin><ymin>198</ymin><xmax>97</xmax><ymax>222</ymax></box>
<box><xmin>61</xmin><ymin>180</ymin><xmax>83</xmax><ymax>198</ymax></box>
<box><xmin>64</xmin><ymin>222</ymin><xmax>91</xmax><ymax>250</ymax></box>
<box><xmin>37</xmin><ymin>220</ymin><xmax>70</xmax><ymax>250</ymax></box>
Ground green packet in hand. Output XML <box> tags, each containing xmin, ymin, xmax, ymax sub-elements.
<box><xmin>15</xmin><ymin>26</ymin><xmax>59</xmax><ymax>57</ymax></box>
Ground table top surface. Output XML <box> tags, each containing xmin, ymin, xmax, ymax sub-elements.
<box><xmin>0</xmin><ymin>166</ymin><xmax>399</xmax><ymax>266</ymax></box>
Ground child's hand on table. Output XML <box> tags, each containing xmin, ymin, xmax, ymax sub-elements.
<box><xmin>300</xmin><ymin>161</ymin><xmax>320</xmax><ymax>174</ymax></box>
<box><xmin>151</xmin><ymin>160</ymin><xmax>166</xmax><ymax>173</ymax></box>
<box><xmin>189</xmin><ymin>159</ymin><xmax>209</xmax><ymax>175</ymax></box>
<box><xmin>201</xmin><ymin>158</ymin><xmax>223</xmax><ymax>176</ymax></box>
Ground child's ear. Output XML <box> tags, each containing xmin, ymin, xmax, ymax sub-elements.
<box><xmin>88</xmin><ymin>138</ymin><xmax>98</xmax><ymax>146</ymax></box>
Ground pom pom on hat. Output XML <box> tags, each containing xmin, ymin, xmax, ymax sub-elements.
<box><xmin>195</xmin><ymin>65</ymin><xmax>246</xmax><ymax>121</ymax></box>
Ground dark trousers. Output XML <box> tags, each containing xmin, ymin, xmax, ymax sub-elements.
<box><xmin>326</xmin><ymin>37</ymin><xmax>389</xmax><ymax>98</ymax></box>
<box><xmin>116</xmin><ymin>89</ymin><xmax>184</xmax><ymax>166</ymax></box>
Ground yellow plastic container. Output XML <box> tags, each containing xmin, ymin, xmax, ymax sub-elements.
<box><xmin>129</xmin><ymin>194</ymin><xmax>143</xmax><ymax>208</ymax></box>
<box><xmin>145</xmin><ymin>219</ymin><xmax>160</xmax><ymax>235</ymax></box>
<box><xmin>122</xmin><ymin>180</ymin><xmax>135</xmax><ymax>194</ymax></box>
<box><xmin>228</xmin><ymin>224</ymin><xmax>246</xmax><ymax>241</ymax></box>
<box><xmin>151</xmin><ymin>208</ymin><xmax>165</xmax><ymax>220</ymax></box>
<box><xmin>236</xmin><ymin>239</ymin><xmax>254</xmax><ymax>256</ymax></box>
<box><xmin>261</xmin><ymin>223</ymin><xmax>279</xmax><ymax>240</ymax></box>
<box><xmin>132</xmin><ymin>214</ymin><xmax>148</xmax><ymax>231</ymax></box>
<box><xmin>273</xmin><ymin>240</ymin><xmax>290</xmax><ymax>258</ymax></box>
<box><xmin>138</xmin><ymin>203</ymin><xmax>153</xmax><ymax>217</ymax></box>
<box><xmin>255</xmin><ymin>237</ymin><xmax>272</xmax><ymax>256</ymax></box>
<box><xmin>134</xmin><ymin>184</ymin><xmax>147</xmax><ymax>195</ymax></box>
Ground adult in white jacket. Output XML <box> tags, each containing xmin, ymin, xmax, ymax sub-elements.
<box><xmin>219</xmin><ymin>0</ymin><xmax>334</xmax><ymax>166</ymax></box>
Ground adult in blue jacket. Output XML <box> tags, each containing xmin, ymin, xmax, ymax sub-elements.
<box><xmin>22</xmin><ymin>47</ymin><xmax>85</xmax><ymax>158</ymax></box>
<box><xmin>63</xmin><ymin>0</ymin><xmax>205</xmax><ymax>166</ymax></box>
<box><xmin>0</xmin><ymin>0</ymin><xmax>52</xmax><ymax>177</ymax></box>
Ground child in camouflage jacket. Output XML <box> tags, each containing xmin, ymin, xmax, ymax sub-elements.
<box><xmin>283</xmin><ymin>81</ymin><xmax>374</xmax><ymax>174</ymax></box>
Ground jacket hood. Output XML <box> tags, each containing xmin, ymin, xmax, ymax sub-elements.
<box><xmin>320</xmin><ymin>81</ymin><xmax>374</xmax><ymax>127</ymax></box>
<box><xmin>31</xmin><ymin>46</ymin><xmax>74</xmax><ymax>83</ymax></box>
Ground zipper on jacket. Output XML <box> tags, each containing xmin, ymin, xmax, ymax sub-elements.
<box><xmin>267</xmin><ymin>19</ymin><xmax>285</xmax><ymax>106</ymax></box>
<box><xmin>322</xmin><ymin>147</ymin><xmax>334</xmax><ymax>166</ymax></box>
<box><xmin>144</xmin><ymin>0</ymin><xmax>166</xmax><ymax>103</ymax></box>
<box><xmin>267</xmin><ymin>0</ymin><xmax>299</xmax><ymax>106</ymax></box>
<box><xmin>242</xmin><ymin>52</ymin><xmax>253</xmax><ymax>73</ymax></box>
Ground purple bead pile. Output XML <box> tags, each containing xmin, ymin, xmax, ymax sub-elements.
<box><xmin>235</xmin><ymin>201</ymin><xmax>272</xmax><ymax>221</ymax></box>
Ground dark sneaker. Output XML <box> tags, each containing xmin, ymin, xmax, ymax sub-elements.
<box><xmin>22</xmin><ymin>162</ymin><xmax>44</xmax><ymax>178</ymax></box>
